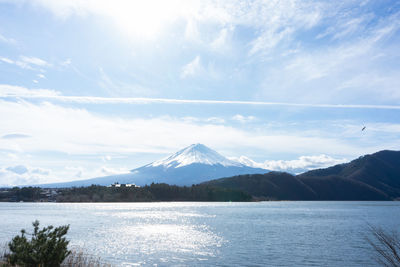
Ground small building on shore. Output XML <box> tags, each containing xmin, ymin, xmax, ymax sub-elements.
<box><xmin>109</xmin><ymin>182</ymin><xmax>140</xmax><ymax>188</ymax></box>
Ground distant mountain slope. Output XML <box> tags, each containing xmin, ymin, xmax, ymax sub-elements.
<box><xmin>204</xmin><ymin>150</ymin><xmax>400</xmax><ymax>200</ymax></box>
<box><xmin>40</xmin><ymin>144</ymin><xmax>268</xmax><ymax>188</ymax></box>
<box><xmin>299</xmin><ymin>175</ymin><xmax>388</xmax><ymax>200</ymax></box>
<box><xmin>300</xmin><ymin>150</ymin><xmax>400</xmax><ymax>198</ymax></box>
<box><xmin>204</xmin><ymin>172</ymin><xmax>317</xmax><ymax>200</ymax></box>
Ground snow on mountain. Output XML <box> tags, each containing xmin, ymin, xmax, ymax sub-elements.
<box><xmin>228</xmin><ymin>155</ymin><xmax>263</xmax><ymax>168</ymax></box>
<box><xmin>39</xmin><ymin>144</ymin><xmax>269</xmax><ymax>187</ymax></box>
<box><xmin>149</xmin><ymin>143</ymin><xmax>243</xmax><ymax>168</ymax></box>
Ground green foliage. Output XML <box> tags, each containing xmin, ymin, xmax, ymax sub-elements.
<box><xmin>147</xmin><ymin>183</ymin><xmax>251</xmax><ymax>201</ymax></box>
<box><xmin>56</xmin><ymin>183</ymin><xmax>252</xmax><ymax>202</ymax></box>
<box><xmin>57</xmin><ymin>185</ymin><xmax>154</xmax><ymax>202</ymax></box>
<box><xmin>0</xmin><ymin>187</ymin><xmax>42</xmax><ymax>202</ymax></box>
<box><xmin>7</xmin><ymin>220</ymin><xmax>70</xmax><ymax>267</ymax></box>
<box><xmin>15</xmin><ymin>187</ymin><xmax>42</xmax><ymax>201</ymax></box>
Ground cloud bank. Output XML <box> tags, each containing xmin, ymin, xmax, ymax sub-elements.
<box><xmin>231</xmin><ymin>154</ymin><xmax>348</xmax><ymax>174</ymax></box>
<box><xmin>0</xmin><ymin>165</ymin><xmax>52</xmax><ymax>186</ymax></box>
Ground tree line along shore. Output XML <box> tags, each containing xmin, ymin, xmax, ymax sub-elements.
<box><xmin>0</xmin><ymin>183</ymin><xmax>252</xmax><ymax>202</ymax></box>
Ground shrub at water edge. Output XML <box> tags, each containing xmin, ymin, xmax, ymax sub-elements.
<box><xmin>6</xmin><ymin>220</ymin><xmax>70</xmax><ymax>266</ymax></box>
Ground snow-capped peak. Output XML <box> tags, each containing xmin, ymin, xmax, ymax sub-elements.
<box><xmin>149</xmin><ymin>143</ymin><xmax>244</xmax><ymax>168</ymax></box>
<box><xmin>228</xmin><ymin>155</ymin><xmax>263</xmax><ymax>168</ymax></box>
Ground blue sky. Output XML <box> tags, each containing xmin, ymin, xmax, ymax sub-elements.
<box><xmin>0</xmin><ymin>0</ymin><xmax>399</xmax><ymax>186</ymax></box>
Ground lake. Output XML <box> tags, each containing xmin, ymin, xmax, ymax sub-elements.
<box><xmin>1</xmin><ymin>202</ymin><xmax>399</xmax><ymax>266</ymax></box>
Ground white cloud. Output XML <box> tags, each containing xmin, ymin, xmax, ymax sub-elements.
<box><xmin>100</xmin><ymin>166</ymin><xmax>129</xmax><ymax>176</ymax></box>
<box><xmin>262</xmin><ymin>155</ymin><xmax>347</xmax><ymax>174</ymax></box>
<box><xmin>245</xmin><ymin>1</ymin><xmax>322</xmax><ymax>56</ymax></box>
<box><xmin>64</xmin><ymin>166</ymin><xmax>84</xmax><ymax>179</ymax></box>
<box><xmin>0</xmin><ymin>33</ymin><xmax>16</xmax><ymax>44</ymax></box>
<box><xmin>231</xmin><ymin>154</ymin><xmax>347</xmax><ymax>174</ymax></box>
<box><xmin>0</xmin><ymin>57</ymin><xmax>14</xmax><ymax>64</ymax></box>
<box><xmin>332</xmin><ymin>16</ymin><xmax>372</xmax><ymax>40</ymax></box>
<box><xmin>285</xmin><ymin>18</ymin><xmax>399</xmax><ymax>82</ymax></box>
<box><xmin>0</xmin><ymin>165</ymin><xmax>52</xmax><ymax>186</ymax></box>
<box><xmin>102</xmin><ymin>155</ymin><xmax>112</xmax><ymax>162</ymax></box>
<box><xmin>6</xmin><ymin>165</ymin><xmax>29</xmax><ymax>175</ymax></box>
<box><xmin>31</xmin><ymin>167</ymin><xmax>51</xmax><ymax>175</ymax></box>
<box><xmin>181</xmin><ymin>116</ymin><xmax>225</xmax><ymax>124</ymax></box>
<box><xmin>9</xmin><ymin>0</ymin><xmax>399</xmax><ymax>108</ymax></box>
<box><xmin>55</xmin><ymin>165</ymin><xmax>130</xmax><ymax>182</ymax></box>
<box><xmin>75</xmin><ymin>170</ymin><xmax>82</xmax><ymax>178</ymax></box>
<box><xmin>257</xmin><ymin>9</ymin><xmax>400</xmax><ymax>104</ymax></box>
<box><xmin>367</xmin><ymin>123</ymin><xmax>400</xmax><ymax>134</ymax></box>
<box><xmin>37</xmin><ymin>74</ymin><xmax>46</xmax><ymax>79</ymax></box>
<box><xmin>184</xmin><ymin>18</ymin><xmax>201</xmax><ymax>42</ymax></box>
<box><xmin>250</xmin><ymin>27</ymin><xmax>294</xmax><ymax>56</ymax></box>
<box><xmin>28</xmin><ymin>0</ymin><xmax>199</xmax><ymax>39</ymax></box>
<box><xmin>210</xmin><ymin>26</ymin><xmax>234</xmax><ymax>51</ymax></box>
<box><xmin>0</xmin><ymin>84</ymin><xmax>60</xmax><ymax>97</ymax></box>
<box><xmin>181</xmin><ymin>56</ymin><xmax>202</xmax><ymax>78</ymax></box>
<box><xmin>19</xmin><ymin>56</ymin><xmax>50</xmax><ymax>67</ymax></box>
<box><xmin>316</xmin><ymin>13</ymin><xmax>374</xmax><ymax>41</ymax></box>
<box><xmin>0</xmin><ymin>55</ymin><xmax>51</xmax><ymax>70</ymax></box>
<box><xmin>2</xmin><ymin>133</ymin><xmax>31</xmax><ymax>139</ymax></box>
<box><xmin>98</xmin><ymin>68</ymin><xmax>156</xmax><ymax>97</ymax></box>
<box><xmin>23</xmin><ymin>0</ymin><xmax>324</xmax><ymax>52</ymax></box>
<box><xmin>205</xmin><ymin>117</ymin><xmax>225</xmax><ymax>124</ymax></box>
<box><xmin>232</xmin><ymin>114</ymin><xmax>256</xmax><ymax>123</ymax></box>
<box><xmin>15</xmin><ymin>56</ymin><xmax>50</xmax><ymax>70</ymax></box>
<box><xmin>60</xmin><ymin>58</ymin><xmax>71</xmax><ymax>66</ymax></box>
<box><xmin>228</xmin><ymin>156</ymin><xmax>261</xmax><ymax>169</ymax></box>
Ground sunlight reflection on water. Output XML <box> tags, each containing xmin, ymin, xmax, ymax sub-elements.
<box><xmin>66</xmin><ymin>203</ymin><xmax>225</xmax><ymax>265</ymax></box>
<box><xmin>1</xmin><ymin>202</ymin><xmax>400</xmax><ymax>266</ymax></box>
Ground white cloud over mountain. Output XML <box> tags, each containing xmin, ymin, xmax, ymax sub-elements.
<box><xmin>230</xmin><ymin>154</ymin><xmax>347</xmax><ymax>174</ymax></box>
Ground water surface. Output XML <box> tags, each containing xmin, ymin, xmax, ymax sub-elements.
<box><xmin>1</xmin><ymin>201</ymin><xmax>399</xmax><ymax>266</ymax></box>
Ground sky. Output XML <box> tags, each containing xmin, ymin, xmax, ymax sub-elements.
<box><xmin>0</xmin><ymin>0</ymin><xmax>399</xmax><ymax>186</ymax></box>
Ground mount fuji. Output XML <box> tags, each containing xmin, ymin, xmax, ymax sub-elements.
<box><xmin>42</xmin><ymin>144</ymin><xmax>269</xmax><ymax>187</ymax></box>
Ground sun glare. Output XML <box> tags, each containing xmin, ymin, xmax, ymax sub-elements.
<box><xmin>103</xmin><ymin>0</ymin><xmax>196</xmax><ymax>40</ymax></box>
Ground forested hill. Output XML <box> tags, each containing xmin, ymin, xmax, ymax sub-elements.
<box><xmin>300</xmin><ymin>150</ymin><xmax>400</xmax><ymax>199</ymax></box>
<box><xmin>203</xmin><ymin>150</ymin><xmax>400</xmax><ymax>200</ymax></box>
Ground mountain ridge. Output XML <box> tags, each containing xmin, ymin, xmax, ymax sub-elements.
<box><xmin>204</xmin><ymin>150</ymin><xmax>400</xmax><ymax>200</ymax></box>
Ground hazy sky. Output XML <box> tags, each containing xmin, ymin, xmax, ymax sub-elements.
<box><xmin>1</xmin><ymin>0</ymin><xmax>399</xmax><ymax>186</ymax></box>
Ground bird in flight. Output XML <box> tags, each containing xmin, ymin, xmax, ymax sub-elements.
<box><xmin>362</xmin><ymin>126</ymin><xmax>366</xmax><ymax>131</ymax></box>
